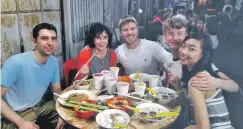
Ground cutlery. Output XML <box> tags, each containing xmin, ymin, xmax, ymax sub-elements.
<box><xmin>114</xmin><ymin>92</ymin><xmax>152</xmax><ymax>103</ymax></box>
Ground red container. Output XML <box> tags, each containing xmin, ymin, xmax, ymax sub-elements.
<box><xmin>74</xmin><ymin>100</ymin><xmax>96</xmax><ymax>119</ymax></box>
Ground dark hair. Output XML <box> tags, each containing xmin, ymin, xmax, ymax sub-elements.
<box><xmin>32</xmin><ymin>23</ymin><xmax>57</xmax><ymax>39</ymax></box>
<box><xmin>84</xmin><ymin>22</ymin><xmax>113</xmax><ymax>48</ymax></box>
<box><xmin>181</xmin><ymin>28</ymin><xmax>215</xmax><ymax>87</ymax></box>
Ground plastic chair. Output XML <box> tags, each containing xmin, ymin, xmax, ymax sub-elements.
<box><xmin>63</xmin><ymin>58</ymin><xmax>79</xmax><ymax>87</ymax></box>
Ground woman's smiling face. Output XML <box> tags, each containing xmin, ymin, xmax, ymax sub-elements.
<box><xmin>179</xmin><ymin>38</ymin><xmax>202</xmax><ymax>67</ymax></box>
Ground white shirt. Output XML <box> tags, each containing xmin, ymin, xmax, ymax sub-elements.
<box><xmin>115</xmin><ymin>39</ymin><xmax>171</xmax><ymax>76</ymax></box>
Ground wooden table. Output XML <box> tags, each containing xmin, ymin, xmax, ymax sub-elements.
<box><xmin>56</xmin><ymin>80</ymin><xmax>181</xmax><ymax>129</ymax></box>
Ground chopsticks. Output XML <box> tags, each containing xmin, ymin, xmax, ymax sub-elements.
<box><xmin>144</xmin><ymin>112</ymin><xmax>179</xmax><ymax>118</ymax></box>
<box><xmin>75</xmin><ymin>51</ymin><xmax>97</xmax><ymax>78</ymax></box>
<box><xmin>114</xmin><ymin>92</ymin><xmax>152</xmax><ymax>103</ymax></box>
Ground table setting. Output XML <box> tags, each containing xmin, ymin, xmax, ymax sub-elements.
<box><xmin>55</xmin><ymin>67</ymin><xmax>181</xmax><ymax>129</ymax></box>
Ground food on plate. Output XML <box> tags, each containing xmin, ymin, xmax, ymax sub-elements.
<box><xmin>107</xmin><ymin>97</ymin><xmax>129</xmax><ymax>111</ymax></box>
<box><xmin>67</xmin><ymin>93</ymin><xmax>89</xmax><ymax>102</ymax></box>
<box><xmin>136</xmin><ymin>103</ymin><xmax>169</xmax><ymax>122</ymax></box>
<box><xmin>149</xmin><ymin>111</ymin><xmax>157</xmax><ymax>116</ymax></box>
<box><xmin>74</xmin><ymin>80</ymin><xmax>90</xmax><ymax>86</ymax></box>
<box><xmin>119</xmin><ymin>76</ymin><xmax>131</xmax><ymax>83</ymax></box>
<box><xmin>139</xmin><ymin>111</ymin><xmax>148</xmax><ymax>117</ymax></box>
<box><xmin>99</xmin><ymin>113</ymin><xmax>127</xmax><ymax>128</ymax></box>
<box><xmin>68</xmin><ymin>100</ymin><xmax>109</xmax><ymax>110</ymax></box>
<box><xmin>162</xmin><ymin>94</ymin><xmax>169</xmax><ymax>99</ymax></box>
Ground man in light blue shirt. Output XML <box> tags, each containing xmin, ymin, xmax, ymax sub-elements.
<box><xmin>1</xmin><ymin>23</ymin><xmax>65</xmax><ymax>129</ymax></box>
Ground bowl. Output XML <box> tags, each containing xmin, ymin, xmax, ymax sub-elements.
<box><xmin>74</xmin><ymin>100</ymin><xmax>96</xmax><ymax>119</ymax></box>
<box><xmin>96</xmin><ymin>109</ymin><xmax>130</xmax><ymax>129</ymax></box>
<box><xmin>73</xmin><ymin>80</ymin><xmax>91</xmax><ymax>90</ymax></box>
<box><xmin>136</xmin><ymin>103</ymin><xmax>169</xmax><ymax>122</ymax></box>
<box><xmin>106</xmin><ymin>97</ymin><xmax>130</xmax><ymax>112</ymax></box>
<box><xmin>149</xmin><ymin>87</ymin><xmax>177</xmax><ymax>105</ymax></box>
<box><xmin>129</xmin><ymin>73</ymin><xmax>150</xmax><ymax>82</ymax></box>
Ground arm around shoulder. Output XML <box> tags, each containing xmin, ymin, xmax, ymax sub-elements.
<box><xmin>217</xmin><ymin>72</ymin><xmax>239</xmax><ymax>92</ymax></box>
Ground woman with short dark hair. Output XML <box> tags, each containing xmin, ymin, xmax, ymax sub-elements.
<box><xmin>74</xmin><ymin>23</ymin><xmax>117</xmax><ymax>81</ymax></box>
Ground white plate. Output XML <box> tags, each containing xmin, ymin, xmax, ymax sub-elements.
<box><xmin>129</xmin><ymin>73</ymin><xmax>150</xmax><ymax>82</ymax></box>
<box><xmin>149</xmin><ymin>87</ymin><xmax>178</xmax><ymax>105</ymax></box>
<box><xmin>136</xmin><ymin>103</ymin><xmax>169</xmax><ymax>122</ymax></box>
<box><xmin>57</xmin><ymin>90</ymin><xmax>97</xmax><ymax>105</ymax></box>
<box><xmin>96</xmin><ymin>109</ymin><xmax>130</xmax><ymax>129</ymax></box>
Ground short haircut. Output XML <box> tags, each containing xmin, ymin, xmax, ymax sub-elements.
<box><xmin>118</xmin><ymin>15</ymin><xmax>137</xmax><ymax>30</ymax></box>
<box><xmin>84</xmin><ymin>22</ymin><xmax>113</xmax><ymax>48</ymax></box>
<box><xmin>32</xmin><ymin>23</ymin><xmax>57</xmax><ymax>39</ymax></box>
<box><xmin>163</xmin><ymin>15</ymin><xmax>188</xmax><ymax>34</ymax></box>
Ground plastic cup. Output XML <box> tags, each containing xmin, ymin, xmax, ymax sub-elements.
<box><xmin>105</xmin><ymin>77</ymin><xmax>117</xmax><ymax>94</ymax></box>
<box><xmin>149</xmin><ymin>75</ymin><xmax>160</xmax><ymax>88</ymax></box>
<box><xmin>116</xmin><ymin>81</ymin><xmax>129</xmax><ymax>95</ymax></box>
<box><xmin>134</xmin><ymin>81</ymin><xmax>146</xmax><ymax>96</ymax></box>
<box><xmin>93</xmin><ymin>73</ymin><xmax>104</xmax><ymax>90</ymax></box>
<box><xmin>101</xmin><ymin>70</ymin><xmax>112</xmax><ymax>80</ymax></box>
<box><xmin>110</xmin><ymin>67</ymin><xmax>120</xmax><ymax>79</ymax></box>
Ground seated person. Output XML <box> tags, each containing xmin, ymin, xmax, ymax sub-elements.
<box><xmin>174</xmin><ymin>30</ymin><xmax>237</xmax><ymax>129</ymax></box>
<box><xmin>1</xmin><ymin>23</ymin><xmax>64</xmax><ymax>129</ymax></box>
<box><xmin>115</xmin><ymin>15</ymin><xmax>171</xmax><ymax>76</ymax></box>
<box><xmin>74</xmin><ymin>23</ymin><xmax>117</xmax><ymax>81</ymax></box>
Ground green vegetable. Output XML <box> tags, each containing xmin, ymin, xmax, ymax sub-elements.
<box><xmin>68</xmin><ymin>100</ymin><xmax>109</xmax><ymax>110</ymax></box>
<box><xmin>77</xmin><ymin>105</ymin><xmax>102</xmax><ymax>112</ymax></box>
<box><xmin>63</xmin><ymin>102</ymin><xmax>102</xmax><ymax>112</ymax></box>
